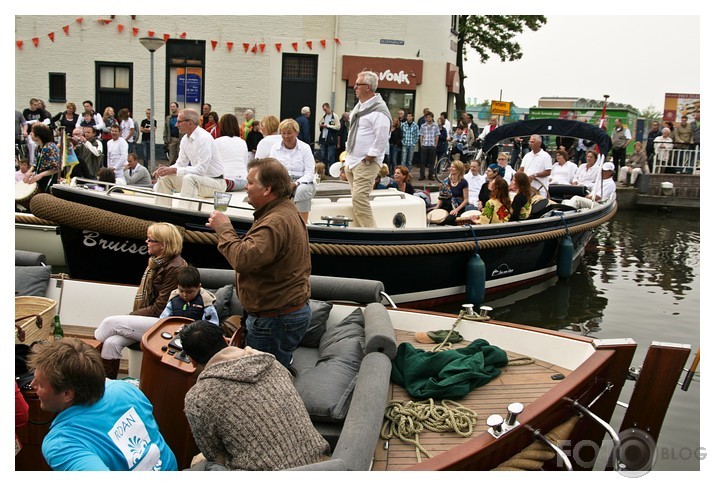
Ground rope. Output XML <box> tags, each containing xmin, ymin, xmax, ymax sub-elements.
<box><xmin>491</xmin><ymin>416</ymin><xmax>580</xmax><ymax>471</ymax></box>
<box><xmin>430</xmin><ymin>310</ymin><xmax>466</xmax><ymax>352</ymax></box>
<box><xmin>381</xmin><ymin>398</ymin><xmax>478</xmax><ymax>463</ymax></box>
<box><xmin>27</xmin><ymin>193</ymin><xmax>616</xmax><ymax>258</ymax></box>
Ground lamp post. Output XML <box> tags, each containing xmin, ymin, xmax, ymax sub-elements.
<box><xmin>139</xmin><ymin>37</ymin><xmax>165</xmax><ymax>173</ymax></box>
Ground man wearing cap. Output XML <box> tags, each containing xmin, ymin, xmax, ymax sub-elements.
<box><xmin>563</xmin><ymin>162</ymin><xmax>617</xmax><ymax>209</ymax></box>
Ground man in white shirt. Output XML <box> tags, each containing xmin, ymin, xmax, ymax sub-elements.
<box><xmin>563</xmin><ymin>162</ymin><xmax>617</xmax><ymax>209</ymax></box>
<box><xmin>519</xmin><ymin>135</ymin><xmax>552</xmax><ymax>198</ymax></box>
<box><xmin>463</xmin><ymin>159</ymin><xmax>486</xmax><ymax>207</ymax></box>
<box><xmin>479</xmin><ymin>116</ymin><xmax>500</xmax><ymax>165</ymax></box>
<box><xmin>153</xmin><ymin>109</ymin><xmax>225</xmax><ymax>209</ymax></box>
<box><xmin>345</xmin><ymin>71</ymin><xmax>391</xmax><ymax>227</ymax></box>
<box><xmin>106</xmin><ymin>125</ymin><xmax>128</xmax><ymax>185</ymax></box>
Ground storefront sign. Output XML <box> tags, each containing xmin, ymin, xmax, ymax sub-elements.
<box><xmin>342</xmin><ymin>55</ymin><xmax>423</xmax><ymax>90</ymax></box>
<box><xmin>380</xmin><ymin>39</ymin><xmax>404</xmax><ymax>45</ymax></box>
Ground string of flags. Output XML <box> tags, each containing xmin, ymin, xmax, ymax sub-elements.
<box><xmin>16</xmin><ymin>16</ymin><xmax>341</xmax><ymax>53</ymax></box>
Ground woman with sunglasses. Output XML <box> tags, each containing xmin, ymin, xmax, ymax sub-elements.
<box><xmin>94</xmin><ymin>222</ymin><xmax>187</xmax><ymax>378</ymax></box>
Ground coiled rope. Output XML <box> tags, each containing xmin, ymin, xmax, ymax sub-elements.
<box><xmin>26</xmin><ymin>193</ymin><xmax>616</xmax><ymax>257</ymax></box>
<box><xmin>380</xmin><ymin>398</ymin><xmax>478</xmax><ymax>463</ymax></box>
<box><xmin>491</xmin><ymin>415</ymin><xmax>580</xmax><ymax>471</ymax></box>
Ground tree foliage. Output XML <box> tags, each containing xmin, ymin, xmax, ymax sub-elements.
<box><xmin>456</xmin><ymin>15</ymin><xmax>547</xmax><ymax>116</ymax></box>
<box><xmin>640</xmin><ymin>105</ymin><xmax>663</xmax><ymax>127</ymax></box>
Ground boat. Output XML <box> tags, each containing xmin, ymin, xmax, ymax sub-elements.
<box><xmin>15</xmin><ymin>250</ymin><xmax>696</xmax><ymax>472</ymax></box>
<box><xmin>18</xmin><ymin>119</ymin><xmax>617</xmax><ymax>308</ymax></box>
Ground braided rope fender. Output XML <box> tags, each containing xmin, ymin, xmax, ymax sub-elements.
<box><xmin>27</xmin><ymin>193</ymin><xmax>616</xmax><ymax>257</ymax></box>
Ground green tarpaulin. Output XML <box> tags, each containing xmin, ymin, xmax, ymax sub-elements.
<box><xmin>391</xmin><ymin>339</ymin><xmax>508</xmax><ymax>399</ymax></box>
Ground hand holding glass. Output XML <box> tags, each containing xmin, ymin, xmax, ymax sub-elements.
<box><xmin>214</xmin><ymin>192</ymin><xmax>232</xmax><ymax>212</ymax></box>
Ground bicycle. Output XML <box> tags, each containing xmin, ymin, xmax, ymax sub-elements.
<box><xmin>434</xmin><ymin>141</ymin><xmax>480</xmax><ymax>180</ymax></box>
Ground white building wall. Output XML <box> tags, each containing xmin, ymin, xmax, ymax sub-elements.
<box><xmin>15</xmin><ymin>15</ymin><xmax>457</xmax><ymax>137</ymax></box>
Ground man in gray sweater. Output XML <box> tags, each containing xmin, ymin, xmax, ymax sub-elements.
<box><xmin>179</xmin><ymin>320</ymin><xmax>330</xmax><ymax>470</ymax></box>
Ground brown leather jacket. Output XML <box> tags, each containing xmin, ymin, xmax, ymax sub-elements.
<box><xmin>130</xmin><ymin>254</ymin><xmax>187</xmax><ymax>317</ymax></box>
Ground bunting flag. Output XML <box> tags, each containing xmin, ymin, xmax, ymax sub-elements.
<box><xmin>16</xmin><ymin>40</ymin><xmax>23</xmax><ymax>50</ymax></box>
<box><xmin>243</xmin><ymin>43</ymin><xmax>250</xmax><ymax>53</ymax></box>
<box><xmin>117</xmin><ymin>24</ymin><xmax>124</xmax><ymax>33</ymax></box>
<box><xmin>306</xmin><ymin>40</ymin><xmax>312</xmax><ymax>50</ymax></box>
<box><xmin>132</xmin><ymin>27</ymin><xmax>139</xmax><ymax>37</ymax></box>
<box><xmin>259</xmin><ymin>43</ymin><xmax>265</xmax><ymax>53</ymax></box>
<box><xmin>275</xmin><ymin>43</ymin><xmax>281</xmax><ymax>52</ymax></box>
<box><xmin>163</xmin><ymin>33</ymin><xmax>170</xmax><ymax>41</ymax></box>
<box><xmin>180</xmin><ymin>32</ymin><xmax>187</xmax><ymax>39</ymax></box>
<box><xmin>32</xmin><ymin>37</ymin><xmax>39</xmax><ymax>47</ymax></box>
<box><xmin>292</xmin><ymin>42</ymin><xmax>298</xmax><ymax>51</ymax></box>
<box><xmin>251</xmin><ymin>44</ymin><xmax>257</xmax><ymax>54</ymax></box>
<box><xmin>227</xmin><ymin>41</ymin><xmax>233</xmax><ymax>52</ymax></box>
<box><xmin>104</xmin><ymin>19</ymin><xmax>112</xmax><ymax>25</ymax></box>
<box><xmin>211</xmin><ymin>39</ymin><xmax>218</xmax><ymax>50</ymax></box>
<box><xmin>48</xmin><ymin>32</ymin><xmax>55</xmax><ymax>43</ymax></box>
<box><xmin>75</xmin><ymin>17</ymin><xmax>83</xmax><ymax>24</ymax></box>
<box><xmin>334</xmin><ymin>37</ymin><xmax>341</xmax><ymax>45</ymax></box>
<box><xmin>320</xmin><ymin>39</ymin><xmax>326</xmax><ymax>48</ymax></box>
<box><xmin>148</xmin><ymin>31</ymin><xmax>155</xmax><ymax>37</ymax></box>
<box><xmin>63</xmin><ymin>25</ymin><xmax>69</xmax><ymax>35</ymax></box>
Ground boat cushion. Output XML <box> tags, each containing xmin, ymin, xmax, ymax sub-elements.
<box><xmin>295</xmin><ymin>308</ymin><xmax>365</xmax><ymax>423</ymax></box>
<box><xmin>212</xmin><ymin>284</ymin><xmax>244</xmax><ymax>322</ymax></box>
<box><xmin>15</xmin><ymin>265</ymin><xmax>52</xmax><ymax>297</ymax></box>
<box><xmin>300</xmin><ymin>299</ymin><xmax>334</xmax><ymax>348</ymax></box>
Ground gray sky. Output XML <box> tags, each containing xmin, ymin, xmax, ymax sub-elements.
<box><xmin>462</xmin><ymin>15</ymin><xmax>700</xmax><ymax>113</ymax></box>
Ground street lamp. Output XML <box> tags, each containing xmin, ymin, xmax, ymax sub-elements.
<box><xmin>139</xmin><ymin>37</ymin><xmax>165</xmax><ymax>173</ymax></box>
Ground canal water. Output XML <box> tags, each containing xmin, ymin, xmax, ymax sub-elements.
<box><xmin>437</xmin><ymin>208</ymin><xmax>702</xmax><ymax>471</ymax></box>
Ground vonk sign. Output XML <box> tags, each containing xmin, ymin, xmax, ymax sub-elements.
<box><xmin>377</xmin><ymin>69</ymin><xmax>410</xmax><ymax>85</ymax></box>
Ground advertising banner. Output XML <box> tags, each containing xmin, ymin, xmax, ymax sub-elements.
<box><xmin>664</xmin><ymin>93</ymin><xmax>699</xmax><ymax>123</ymax></box>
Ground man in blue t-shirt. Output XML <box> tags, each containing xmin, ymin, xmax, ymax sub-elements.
<box><xmin>28</xmin><ymin>338</ymin><xmax>177</xmax><ymax>471</ymax></box>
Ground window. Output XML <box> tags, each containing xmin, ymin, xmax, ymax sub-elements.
<box><xmin>49</xmin><ymin>73</ymin><xmax>66</xmax><ymax>102</ymax></box>
<box><xmin>99</xmin><ymin>66</ymin><xmax>131</xmax><ymax>89</ymax></box>
<box><xmin>345</xmin><ymin>86</ymin><xmax>415</xmax><ymax>118</ymax></box>
<box><xmin>451</xmin><ymin>16</ymin><xmax>459</xmax><ymax>35</ymax></box>
<box><xmin>283</xmin><ymin>56</ymin><xmax>317</xmax><ymax>80</ymax></box>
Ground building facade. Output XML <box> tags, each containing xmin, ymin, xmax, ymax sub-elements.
<box><xmin>15</xmin><ymin>15</ymin><xmax>460</xmax><ymax>151</ymax></box>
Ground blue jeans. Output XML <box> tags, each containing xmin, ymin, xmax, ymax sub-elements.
<box><xmin>401</xmin><ymin>144</ymin><xmax>415</xmax><ymax>169</ymax></box>
<box><xmin>245</xmin><ymin>303</ymin><xmax>311</xmax><ymax>367</ymax></box>
<box><xmin>141</xmin><ymin>140</ymin><xmax>151</xmax><ymax>165</ymax></box>
<box><xmin>321</xmin><ymin>142</ymin><xmax>336</xmax><ymax>165</ymax></box>
<box><xmin>389</xmin><ymin>145</ymin><xmax>401</xmax><ymax>172</ymax></box>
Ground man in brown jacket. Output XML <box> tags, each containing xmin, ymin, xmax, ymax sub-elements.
<box><xmin>206</xmin><ymin>157</ymin><xmax>311</xmax><ymax>368</ymax></box>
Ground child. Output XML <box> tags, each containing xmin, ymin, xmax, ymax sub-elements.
<box><xmin>15</xmin><ymin>158</ymin><xmax>30</xmax><ymax>182</ymax></box>
<box><xmin>159</xmin><ymin>266</ymin><xmax>219</xmax><ymax>325</ymax></box>
<box><xmin>79</xmin><ymin>110</ymin><xmax>95</xmax><ymax>129</ymax></box>
<box><xmin>374</xmin><ymin>163</ymin><xmax>396</xmax><ymax>189</ymax></box>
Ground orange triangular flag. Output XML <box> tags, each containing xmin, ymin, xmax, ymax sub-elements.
<box><xmin>320</xmin><ymin>39</ymin><xmax>326</xmax><ymax>48</ymax></box>
<box><xmin>132</xmin><ymin>27</ymin><xmax>139</xmax><ymax>37</ymax></box>
<box><xmin>163</xmin><ymin>33</ymin><xmax>170</xmax><ymax>42</ymax></box>
<box><xmin>16</xmin><ymin>40</ymin><xmax>23</xmax><ymax>50</ymax></box>
<box><xmin>104</xmin><ymin>19</ymin><xmax>112</xmax><ymax>25</ymax></box>
<box><xmin>63</xmin><ymin>25</ymin><xmax>69</xmax><ymax>35</ymax></box>
<box><xmin>251</xmin><ymin>44</ymin><xmax>257</xmax><ymax>54</ymax></box>
<box><xmin>48</xmin><ymin>32</ymin><xmax>55</xmax><ymax>43</ymax></box>
<box><xmin>211</xmin><ymin>40</ymin><xmax>218</xmax><ymax>50</ymax></box>
<box><xmin>75</xmin><ymin>17</ymin><xmax>83</xmax><ymax>24</ymax></box>
<box><xmin>180</xmin><ymin>32</ymin><xmax>187</xmax><ymax>39</ymax></box>
<box><xmin>259</xmin><ymin>43</ymin><xmax>265</xmax><ymax>53</ymax></box>
<box><xmin>32</xmin><ymin>37</ymin><xmax>39</xmax><ymax>47</ymax></box>
<box><xmin>292</xmin><ymin>42</ymin><xmax>298</xmax><ymax>51</ymax></box>
<box><xmin>275</xmin><ymin>43</ymin><xmax>281</xmax><ymax>52</ymax></box>
<box><xmin>243</xmin><ymin>43</ymin><xmax>250</xmax><ymax>52</ymax></box>
<box><xmin>334</xmin><ymin>37</ymin><xmax>341</xmax><ymax>45</ymax></box>
<box><xmin>306</xmin><ymin>41</ymin><xmax>312</xmax><ymax>50</ymax></box>
<box><xmin>148</xmin><ymin>31</ymin><xmax>155</xmax><ymax>37</ymax></box>
<box><xmin>117</xmin><ymin>24</ymin><xmax>124</xmax><ymax>33</ymax></box>
<box><xmin>227</xmin><ymin>41</ymin><xmax>233</xmax><ymax>52</ymax></box>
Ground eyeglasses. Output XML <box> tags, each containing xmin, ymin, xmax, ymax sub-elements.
<box><xmin>176</xmin><ymin>119</ymin><xmax>188</xmax><ymax>124</ymax></box>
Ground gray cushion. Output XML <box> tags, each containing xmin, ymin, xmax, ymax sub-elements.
<box><xmin>300</xmin><ymin>299</ymin><xmax>333</xmax><ymax>347</ymax></box>
<box><xmin>213</xmin><ymin>284</ymin><xmax>243</xmax><ymax>322</ymax></box>
<box><xmin>319</xmin><ymin>307</ymin><xmax>365</xmax><ymax>354</ymax></box>
<box><xmin>295</xmin><ymin>308</ymin><xmax>365</xmax><ymax>423</ymax></box>
<box><xmin>15</xmin><ymin>265</ymin><xmax>52</xmax><ymax>296</ymax></box>
<box><xmin>295</xmin><ymin>338</ymin><xmax>363</xmax><ymax>423</ymax></box>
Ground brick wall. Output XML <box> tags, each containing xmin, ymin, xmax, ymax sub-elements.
<box><xmin>645</xmin><ymin>174</ymin><xmax>700</xmax><ymax>198</ymax></box>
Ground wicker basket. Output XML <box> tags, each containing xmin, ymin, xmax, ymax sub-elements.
<box><xmin>15</xmin><ymin>296</ymin><xmax>57</xmax><ymax>344</ymax></box>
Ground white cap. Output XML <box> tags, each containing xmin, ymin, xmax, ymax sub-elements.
<box><xmin>602</xmin><ymin>162</ymin><xmax>615</xmax><ymax>171</ymax></box>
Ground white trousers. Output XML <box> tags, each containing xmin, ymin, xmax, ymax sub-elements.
<box><xmin>154</xmin><ymin>173</ymin><xmax>227</xmax><ymax>209</ymax></box>
<box><xmin>94</xmin><ymin>315</ymin><xmax>159</xmax><ymax>359</ymax></box>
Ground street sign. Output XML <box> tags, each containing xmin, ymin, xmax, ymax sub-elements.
<box><xmin>491</xmin><ymin>100</ymin><xmax>511</xmax><ymax>117</ymax></box>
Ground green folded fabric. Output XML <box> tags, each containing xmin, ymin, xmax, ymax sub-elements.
<box><xmin>390</xmin><ymin>339</ymin><xmax>508</xmax><ymax>399</ymax></box>
<box><xmin>426</xmin><ymin>329</ymin><xmax>463</xmax><ymax>344</ymax></box>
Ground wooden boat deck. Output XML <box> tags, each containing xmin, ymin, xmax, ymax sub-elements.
<box><xmin>372</xmin><ymin>329</ymin><xmax>572</xmax><ymax>471</ymax></box>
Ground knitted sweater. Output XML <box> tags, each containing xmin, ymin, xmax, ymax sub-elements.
<box><xmin>184</xmin><ymin>347</ymin><xmax>330</xmax><ymax>470</ymax></box>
